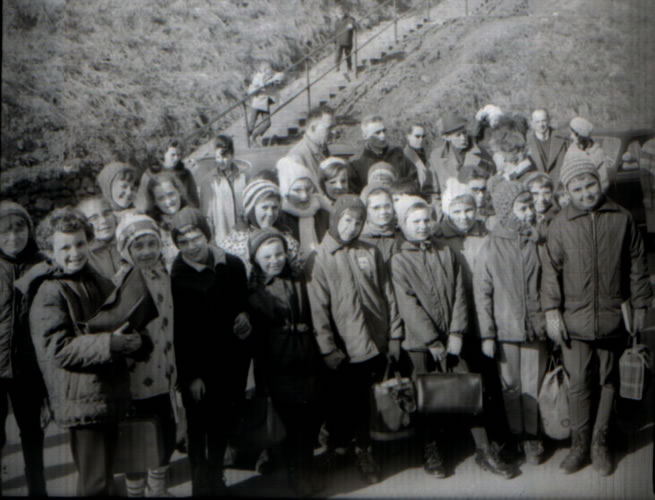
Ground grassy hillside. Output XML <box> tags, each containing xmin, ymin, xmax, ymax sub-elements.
<box><xmin>1</xmin><ymin>0</ymin><xmax>400</xmax><ymax>190</ymax></box>
<box><xmin>334</xmin><ymin>0</ymin><xmax>655</xmax><ymax>147</ymax></box>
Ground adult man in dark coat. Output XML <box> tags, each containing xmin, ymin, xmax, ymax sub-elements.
<box><xmin>526</xmin><ymin>109</ymin><xmax>569</xmax><ymax>186</ymax></box>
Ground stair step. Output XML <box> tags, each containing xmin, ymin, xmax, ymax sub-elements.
<box><xmin>370</xmin><ymin>58</ymin><xmax>381</xmax><ymax>65</ymax></box>
<box><xmin>329</xmin><ymin>90</ymin><xmax>337</xmax><ymax>98</ymax></box>
<box><xmin>409</xmin><ymin>29</ymin><xmax>415</xmax><ymax>33</ymax></box>
<box><xmin>356</xmin><ymin>64</ymin><xmax>366</xmax><ymax>72</ymax></box>
<box><xmin>338</xmin><ymin>84</ymin><xmax>347</xmax><ymax>91</ymax></box>
<box><xmin>381</xmin><ymin>51</ymin><xmax>387</xmax><ymax>57</ymax></box>
<box><xmin>416</xmin><ymin>23</ymin><xmax>423</xmax><ymax>29</ymax></box>
<box><xmin>319</xmin><ymin>99</ymin><xmax>327</xmax><ymax>106</ymax></box>
<box><xmin>298</xmin><ymin>117</ymin><xmax>306</xmax><ymax>126</ymax></box>
<box><xmin>287</xmin><ymin>126</ymin><xmax>299</xmax><ymax>136</ymax></box>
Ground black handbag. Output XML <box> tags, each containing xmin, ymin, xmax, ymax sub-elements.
<box><xmin>414</xmin><ymin>357</ymin><xmax>483</xmax><ymax>415</ymax></box>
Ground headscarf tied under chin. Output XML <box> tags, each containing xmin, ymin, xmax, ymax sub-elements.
<box><xmin>115</xmin><ymin>213</ymin><xmax>161</xmax><ymax>265</ymax></box>
<box><xmin>328</xmin><ymin>194</ymin><xmax>366</xmax><ymax>245</ymax></box>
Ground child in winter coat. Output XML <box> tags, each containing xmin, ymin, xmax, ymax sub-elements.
<box><xmin>390</xmin><ymin>196</ymin><xmax>514</xmax><ymax>479</ymax></box>
<box><xmin>96</xmin><ymin>161</ymin><xmax>138</xmax><ymax>223</ymax></box>
<box><xmin>541</xmin><ymin>157</ymin><xmax>652</xmax><ymax>476</ymax></box>
<box><xmin>170</xmin><ymin>207</ymin><xmax>252</xmax><ymax>496</ymax></box>
<box><xmin>114</xmin><ymin>213</ymin><xmax>177</xmax><ymax>497</ymax></box>
<box><xmin>307</xmin><ymin>195</ymin><xmax>403</xmax><ymax>485</ymax></box>
<box><xmin>359</xmin><ymin>183</ymin><xmax>401</xmax><ymax>264</ymax></box>
<box><xmin>135</xmin><ymin>140</ymin><xmax>199</xmax><ymax>212</ymax></box>
<box><xmin>525</xmin><ymin>171</ymin><xmax>559</xmax><ymax>240</ymax></box>
<box><xmin>248</xmin><ymin>228</ymin><xmax>323</xmax><ymax>497</ymax></box>
<box><xmin>77</xmin><ymin>196</ymin><xmax>122</xmax><ymax>279</ymax></box>
<box><xmin>276</xmin><ymin>157</ymin><xmax>330</xmax><ymax>261</ymax></box>
<box><xmin>219</xmin><ymin>178</ymin><xmax>301</xmax><ymax>277</ymax></box>
<box><xmin>24</xmin><ymin>207</ymin><xmax>139</xmax><ymax>496</ymax></box>
<box><xmin>474</xmin><ymin>179</ymin><xmax>548</xmax><ymax>465</ymax></box>
<box><xmin>0</xmin><ymin>201</ymin><xmax>47</xmax><ymax>497</ymax></box>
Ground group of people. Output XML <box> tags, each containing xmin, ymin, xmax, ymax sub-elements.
<box><xmin>0</xmin><ymin>101</ymin><xmax>652</xmax><ymax>498</ymax></box>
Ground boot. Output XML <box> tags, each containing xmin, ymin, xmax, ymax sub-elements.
<box><xmin>522</xmin><ymin>437</ymin><xmax>544</xmax><ymax>466</ymax></box>
<box><xmin>146</xmin><ymin>465</ymin><xmax>173</xmax><ymax>497</ymax></box>
<box><xmin>423</xmin><ymin>441</ymin><xmax>447</xmax><ymax>478</ymax></box>
<box><xmin>559</xmin><ymin>428</ymin><xmax>590</xmax><ymax>474</ymax></box>
<box><xmin>354</xmin><ymin>446</ymin><xmax>380</xmax><ymax>484</ymax></box>
<box><xmin>591</xmin><ymin>426</ymin><xmax>612</xmax><ymax>476</ymax></box>
<box><xmin>126</xmin><ymin>475</ymin><xmax>147</xmax><ymax>498</ymax></box>
<box><xmin>474</xmin><ymin>444</ymin><xmax>516</xmax><ymax>479</ymax></box>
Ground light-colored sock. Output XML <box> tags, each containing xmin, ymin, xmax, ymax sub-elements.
<box><xmin>126</xmin><ymin>475</ymin><xmax>146</xmax><ymax>497</ymax></box>
<box><xmin>146</xmin><ymin>465</ymin><xmax>172</xmax><ymax>497</ymax></box>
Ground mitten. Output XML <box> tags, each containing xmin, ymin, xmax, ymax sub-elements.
<box><xmin>545</xmin><ymin>309</ymin><xmax>569</xmax><ymax>344</ymax></box>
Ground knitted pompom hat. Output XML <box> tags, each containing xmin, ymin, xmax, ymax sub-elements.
<box><xmin>441</xmin><ymin>177</ymin><xmax>476</xmax><ymax>217</ymax></box>
<box><xmin>116</xmin><ymin>213</ymin><xmax>161</xmax><ymax>264</ymax></box>
<box><xmin>367</xmin><ymin>162</ymin><xmax>397</xmax><ymax>185</ymax></box>
<box><xmin>560</xmin><ymin>157</ymin><xmax>600</xmax><ymax>190</ymax></box>
<box><xmin>394</xmin><ymin>195</ymin><xmax>429</xmax><ymax>230</ymax></box>
<box><xmin>248</xmin><ymin>227</ymin><xmax>288</xmax><ymax>264</ymax></box>
<box><xmin>171</xmin><ymin>206</ymin><xmax>212</xmax><ymax>245</ymax></box>
<box><xmin>275</xmin><ymin>157</ymin><xmax>318</xmax><ymax>196</ymax></box>
<box><xmin>0</xmin><ymin>200</ymin><xmax>33</xmax><ymax>235</ymax></box>
<box><xmin>242</xmin><ymin>178</ymin><xmax>281</xmax><ymax>217</ymax></box>
<box><xmin>489</xmin><ymin>177</ymin><xmax>529</xmax><ymax>223</ymax></box>
<box><xmin>360</xmin><ymin>182</ymin><xmax>393</xmax><ymax>205</ymax></box>
<box><xmin>319</xmin><ymin>156</ymin><xmax>348</xmax><ymax>172</ymax></box>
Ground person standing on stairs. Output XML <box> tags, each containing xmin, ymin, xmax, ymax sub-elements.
<box><xmin>287</xmin><ymin>106</ymin><xmax>335</xmax><ymax>180</ymax></box>
<box><xmin>247</xmin><ymin>62</ymin><xmax>284</xmax><ymax>146</ymax></box>
<box><xmin>334</xmin><ymin>4</ymin><xmax>358</xmax><ymax>80</ymax></box>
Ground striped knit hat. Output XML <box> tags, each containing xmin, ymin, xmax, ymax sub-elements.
<box><xmin>560</xmin><ymin>157</ymin><xmax>600</xmax><ymax>190</ymax></box>
<box><xmin>242</xmin><ymin>179</ymin><xmax>281</xmax><ymax>217</ymax></box>
<box><xmin>116</xmin><ymin>213</ymin><xmax>161</xmax><ymax>264</ymax></box>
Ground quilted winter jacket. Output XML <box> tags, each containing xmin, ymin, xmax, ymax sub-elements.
<box><xmin>27</xmin><ymin>265</ymin><xmax>129</xmax><ymax>428</ymax></box>
<box><xmin>474</xmin><ymin>225</ymin><xmax>545</xmax><ymax>342</ymax></box>
<box><xmin>306</xmin><ymin>234</ymin><xmax>403</xmax><ymax>362</ymax></box>
<box><xmin>541</xmin><ymin>198</ymin><xmax>652</xmax><ymax>340</ymax></box>
<box><xmin>390</xmin><ymin>237</ymin><xmax>467</xmax><ymax>351</ymax></box>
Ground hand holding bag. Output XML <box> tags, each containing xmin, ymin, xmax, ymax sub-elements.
<box><xmin>414</xmin><ymin>356</ymin><xmax>483</xmax><ymax>415</ymax></box>
<box><xmin>538</xmin><ymin>354</ymin><xmax>571</xmax><ymax>440</ymax></box>
<box><xmin>370</xmin><ymin>363</ymin><xmax>416</xmax><ymax>441</ymax></box>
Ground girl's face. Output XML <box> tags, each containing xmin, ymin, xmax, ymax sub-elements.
<box><xmin>0</xmin><ymin>215</ymin><xmax>29</xmax><ymax>258</ymax></box>
<box><xmin>512</xmin><ymin>194</ymin><xmax>536</xmax><ymax>225</ymax></box>
<box><xmin>163</xmin><ymin>147</ymin><xmax>180</xmax><ymax>169</ymax></box>
<box><xmin>449</xmin><ymin>200</ymin><xmax>476</xmax><ymax>233</ymax></box>
<box><xmin>529</xmin><ymin>184</ymin><xmax>553</xmax><ymax>214</ymax></box>
<box><xmin>336</xmin><ymin>210</ymin><xmax>364</xmax><ymax>243</ymax></box>
<box><xmin>176</xmin><ymin>228</ymin><xmax>209</xmax><ymax>265</ymax></box>
<box><xmin>153</xmin><ymin>181</ymin><xmax>182</xmax><ymax>215</ymax></box>
<box><xmin>128</xmin><ymin>234</ymin><xmax>161</xmax><ymax>269</ymax></box>
<box><xmin>51</xmin><ymin>230</ymin><xmax>88</xmax><ymax>275</ymax></box>
<box><xmin>254</xmin><ymin>239</ymin><xmax>286</xmax><ymax>278</ymax></box>
<box><xmin>325</xmin><ymin>170</ymin><xmax>349</xmax><ymax>200</ymax></box>
<box><xmin>403</xmin><ymin>207</ymin><xmax>431</xmax><ymax>242</ymax></box>
<box><xmin>79</xmin><ymin>199</ymin><xmax>116</xmax><ymax>242</ymax></box>
<box><xmin>287</xmin><ymin>178</ymin><xmax>314</xmax><ymax>208</ymax></box>
<box><xmin>367</xmin><ymin>192</ymin><xmax>394</xmax><ymax>227</ymax></box>
<box><xmin>254</xmin><ymin>195</ymin><xmax>280</xmax><ymax>229</ymax></box>
<box><xmin>110</xmin><ymin>177</ymin><xmax>136</xmax><ymax>209</ymax></box>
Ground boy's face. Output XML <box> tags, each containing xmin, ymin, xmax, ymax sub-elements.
<box><xmin>176</xmin><ymin>228</ymin><xmax>209</xmax><ymax>265</ymax></box>
<box><xmin>443</xmin><ymin>130</ymin><xmax>468</xmax><ymax>150</ymax></box>
<box><xmin>403</xmin><ymin>207</ymin><xmax>431</xmax><ymax>242</ymax></box>
<box><xmin>287</xmin><ymin>178</ymin><xmax>314</xmax><ymax>208</ymax></box>
<box><xmin>325</xmin><ymin>170</ymin><xmax>349</xmax><ymax>200</ymax></box>
<box><xmin>512</xmin><ymin>194</ymin><xmax>536</xmax><ymax>226</ymax></box>
<box><xmin>153</xmin><ymin>181</ymin><xmax>182</xmax><ymax>216</ymax></box>
<box><xmin>468</xmin><ymin>179</ymin><xmax>487</xmax><ymax>209</ymax></box>
<box><xmin>337</xmin><ymin>210</ymin><xmax>364</xmax><ymax>243</ymax></box>
<box><xmin>363</xmin><ymin>121</ymin><xmax>386</xmax><ymax>146</ymax></box>
<box><xmin>407</xmin><ymin>126</ymin><xmax>426</xmax><ymax>150</ymax></box>
<box><xmin>367</xmin><ymin>192</ymin><xmax>394</xmax><ymax>227</ymax></box>
<box><xmin>110</xmin><ymin>177</ymin><xmax>136</xmax><ymax>209</ymax></box>
<box><xmin>254</xmin><ymin>196</ymin><xmax>280</xmax><ymax>229</ymax></box>
<box><xmin>529</xmin><ymin>184</ymin><xmax>553</xmax><ymax>214</ymax></box>
<box><xmin>0</xmin><ymin>215</ymin><xmax>29</xmax><ymax>258</ymax></box>
<box><xmin>51</xmin><ymin>230</ymin><xmax>88</xmax><ymax>275</ymax></box>
<box><xmin>163</xmin><ymin>147</ymin><xmax>180</xmax><ymax>169</ymax></box>
<box><xmin>567</xmin><ymin>173</ymin><xmax>601</xmax><ymax>211</ymax></box>
<box><xmin>79</xmin><ymin>199</ymin><xmax>116</xmax><ymax>242</ymax></box>
<box><xmin>128</xmin><ymin>234</ymin><xmax>161</xmax><ymax>269</ymax></box>
<box><xmin>449</xmin><ymin>200</ymin><xmax>476</xmax><ymax>233</ymax></box>
<box><xmin>254</xmin><ymin>239</ymin><xmax>286</xmax><ymax>278</ymax></box>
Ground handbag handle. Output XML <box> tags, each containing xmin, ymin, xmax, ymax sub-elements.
<box><xmin>382</xmin><ymin>359</ymin><xmax>404</xmax><ymax>384</ymax></box>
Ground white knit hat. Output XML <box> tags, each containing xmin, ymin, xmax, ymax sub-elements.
<box><xmin>394</xmin><ymin>195</ymin><xmax>429</xmax><ymax>230</ymax></box>
<box><xmin>441</xmin><ymin>177</ymin><xmax>476</xmax><ymax>217</ymax></box>
<box><xmin>275</xmin><ymin>157</ymin><xmax>318</xmax><ymax>196</ymax></box>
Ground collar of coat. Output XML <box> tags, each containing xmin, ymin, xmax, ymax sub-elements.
<box><xmin>399</xmin><ymin>236</ymin><xmax>439</xmax><ymax>252</ymax></box>
<box><xmin>322</xmin><ymin>232</ymin><xmax>366</xmax><ymax>254</ymax></box>
<box><xmin>565</xmin><ymin>196</ymin><xmax>619</xmax><ymax>220</ymax></box>
<box><xmin>437</xmin><ymin>218</ymin><xmax>487</xmax><ymax>239</ymax></box>
<box><xmin>180</xmin><ymin>244</ymin><xmax>226</xmax><ymax>272</ymax></box>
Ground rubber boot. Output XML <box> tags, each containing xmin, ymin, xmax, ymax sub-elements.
<box><xmin>559</xmin><ymin>428</ymin><xmax>591</xmax><ymax>474</ymax></box>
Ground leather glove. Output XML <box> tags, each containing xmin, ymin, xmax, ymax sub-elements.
<box><xmin>323</xmin><ymin>350</ymin><xmax>347</xmax><ymax>370</ymax></box>
<box><xmin>633</xmin><ymin>308</ymin><xmax>647</xmax><ymax>335</ymax></box>
<box><xmin>110</xmin><ymin>333</ymin><xmax>142</xmax><ymax>356</ymax></box>
<box><xmin>233</xmin><ymin>312</ymin><xmax>252</xmax><ymax>340</ymax></box>
<box><xmin>482</xmin><ymin>338</ymin><xmax>496</xmax><ymax>359</ymax></box>
<box><xmin>447</xmin><ymin>334</ymin><xmax>463</xmax><ymax>357</ymax></box>
<box><xmin>387</xmin><ymin>339</ymin><xmax>402</xmax><ymax>363</ymax></box>
<box><xmin>545</xmin><ymin>309</ymin><xmax>569</xmax><ymax>345</ymax></box>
